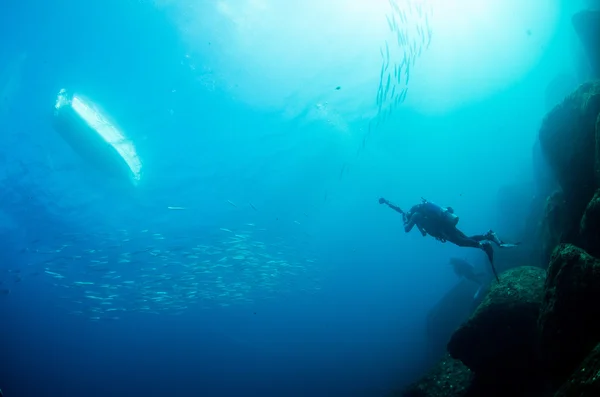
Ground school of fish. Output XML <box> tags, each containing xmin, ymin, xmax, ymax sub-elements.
<box><xmin>375</xmin><ymin>0</ymin><xmax>433</xmax><ymax>126</ymax></box>
<box><xmin>340</xmin><ymin>0</ymin><xmax>433</xmax><ymax>181</ymax></box>
<box><xmin>1</xmin><ymin>222</ymin><xmax>322</xmax><ymax>321</ymax></box>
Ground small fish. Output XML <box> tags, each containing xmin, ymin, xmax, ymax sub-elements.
<box><xmin>385</xmin><ymin>14</ymin><xmax>393</xmax><ymax>32</ymax></box>
<box><xmin>167</xmin><ymin>206</ymin><xmax>186</xmax><ymax>210</ymax></box>
<box><xmin>249</xmin><ymin>203</ymin><xmax>258</xmax><ymax>211</ymax></box>
<box><xmin>227</xmin><ymin>200</ymin><xmax>237</xmax><ymax>208</ymax></box>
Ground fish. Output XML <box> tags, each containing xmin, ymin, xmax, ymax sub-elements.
<box><xmin>385</xmin><ymin>14</ymin><xmax>393</xmax><ymax>32</ymax></box>
<box><xmin>227</xmin><ymin>200</ymin><xmax>237</xmax><ymax>208</ymax></box>
<box><xmin>167</xmin><ymin>206</ymin><xmax>186</xmax><ymax>210</ymax></box>
<box><xmin>450</xmin><ymin>258</ymin><xmax>488</xmax><ymax>299</ymax></box>
<box><xmin>384</xmin><ymin>74</ymin><xmax>391</xmax><ymax>99</ymax></box>
<box><xmin>450</xmin><ymin>257</ymin><xmax>486</xmax><ymax>284</ymax></box>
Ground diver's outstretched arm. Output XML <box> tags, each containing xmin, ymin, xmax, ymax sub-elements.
<box><xmin>379</xmin><ymin>197</ymin><xmax>406</xmax><ymax>217</ymax></box>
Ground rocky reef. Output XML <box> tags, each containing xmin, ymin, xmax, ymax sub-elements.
<box><xmin>399</xmin><ymin>45</ymin><xmax>600</xmax><ymax>397</ymax></box>
<box><xmin>399</xmin><ymin>354</ymin><xmax>472</xmax><ymax>397</ymax></box>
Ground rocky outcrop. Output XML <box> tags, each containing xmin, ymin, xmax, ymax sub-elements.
<box><xmin>400</xmin><ymin>354</ymin><xmax>472</xmax><ymax>397</ymax></box>
<box><xmin>554</xmin><ymin>342</ymin><xmax>600</xmax><ymax>397</ymax></box>
<box><xmin>572</xmin><ymin>11</ymin><xmax>600</xmax><ymax>78</ymax></box>
<box><xmin>580</xmin><ymin>189</ymin><xmax>600</xmax><ymax>256</ymax></box>
<box><xmin>532</xmin><ymin>138</ymin><xmax>558</xmax><ymax>201</ymax></box>
<box><xmin>538</xmin><ymin>244</ymin><xmax>600</xmax><ymax>388</ymax></box>
<box><xmin>538</xmin><ymin>82</ymin><xmax>600</xmax><ymax>235</ymax></box>
<box><xmin>537</xmin><ymin>191</ymin><xmax>569</xmax><ymax>267</ymax></box>
<box><xmin>545</xmin><ymin>74</ymin><xmax>578</xmax><ymax>112</ymax></box>
<box><xmin>447</xmin><ymin>267</ymin><xmax>545</xmax><ymax>376</ymax></box>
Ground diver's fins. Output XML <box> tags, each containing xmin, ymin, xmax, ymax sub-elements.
<box><xmin>490</xmin><ymin>263</ymin><xmax>499</xmax><ymax>282</ymax></box>
<box><xmin>481</xmin><ymin>242</ymin><xmax>499</xmax><ymax>281</ymax></box>
<box><xmin>499</xmin><ymin>242</ymin><xmax>520</xmax><ymax>248</ymax></box>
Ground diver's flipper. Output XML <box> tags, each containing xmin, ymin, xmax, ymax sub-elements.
<box><xmin>499</xmin><ymin>242</ymin><xmax>521</xmax><ymax>248</ymax></box>
<box><xmin>481</xmin><ymin>242</ymin><xmax>500</xmax><ymax>282</ymax></box>
<box><xmin>490</xmin><ymin>263</ymin><xmax>500</xmax><ymax>282</ymax></box>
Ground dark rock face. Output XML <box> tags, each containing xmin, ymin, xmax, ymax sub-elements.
<box><xmin>538</xmin><ymin>244</ymin><xmax>600</xmax><ymax>387</ymax></box>
<box><xmin>538</xmin><ymin>82</ymin><xmax>600</xmax><ymax>230</ymax></box>
<box><xmin>537</xmin><ymin>191</ymin><xmax>569</xmax><ymax>267</ymax></box>
<box><xmin>572</xmin><ymin>11</ymin><xmax>600</xmax><ymax>78</ymax></box>
<box><xmin>554</xmin><ymin>342</ymin><xmax>600</xmax><ymax>397</ymax></box>
<box><xmin>400</xmin><ymin>354</ymin><xmax>472</xmax><ymax>397</ymax></box>
<box><xmin>532</xmin><ymin>138</ymin><xmax>558</xmax><ymax>200</ymax></box>
<box><xmin>580</xmin><ymin>189</ymin><xmax>600</xmax><ymax>256</ymax></box>
<box><xmin>447</xmin><ymin>267</ymin><xmax>545</xmax><ymax>375</ymax></box>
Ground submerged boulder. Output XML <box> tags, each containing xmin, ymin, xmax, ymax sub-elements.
<box><xmin>400</xmin><ymin>354</ymin><xmax>472</xmax><ymax>397</ymax></box>
<box><xmin>554</xmin><ymin>342</ymin><xmax>600</xmax><ymax>397</ymax></box>
<box><xmin>447</xmin><ymin>266</ymin><xmax>545</xmax><ymax>375</ymax></box>
<box><xmin>538</xmin><ymin>244</ymin><xmax>600</xmax><ymax>387</ymax></box>
<box><xmin>572</xmin><ymin>11</ymin><xmax>600</xmax><ymax>78</ymax></box>
<box><xmin>537</xmin><ymin>191</ymin><xmax>569</xmax><ymax>267</ymax></box>
<box><xmin>538</xmin><ymin>82</ymin><xmax>600</xmax><ymax>228</ymax></box>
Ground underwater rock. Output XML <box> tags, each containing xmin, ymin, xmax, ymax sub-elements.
<box><xmin>554</xmin><ymin>342</ymin><xmax>600</xmax><ymax>397</ymax></box>
<box><xmin>538</xmin><ymin>244</ymin><xmax>600</xmax><ymax>388</ymax></box>
<box><xmin>400</xmin><ymin>353</ymin><xmax>472</xmax><ymax>397</ymax></box>
<box><xmin>572</xmin><ymin>11</ymin><xmax>600</xmax><ymax>78</ymax></box>
<box><xmin>538</xmin><ymin>81</ymin><xmax>600</xmax><ymax>229</ymax></box>
<box><xmin>544</xmin><ymin>73</ymin><xmax>578</xmax><ymax>112</ymax></box>
<box><xmin>537</xmin><ymin>191</ymin><xmax>569</xmax><ymax>267</ymax></box>
<box><xmin>447</xmin><ymin>266</ymin><xmax>545</xmax><ymax>376</ymax></box>
<box><xmin>532</xmin><ymin>138</ymin><xmax>558</xmax><ymax>201</ymax></box>
<box><xmin>425</xmin><ymin>279</ymin><xmax>480</xmax><ymax>363</ymax></box>
<box><xmin>580</xmin><ymin>189</ymin><xmax>600</xmax><ymax>256</ymax></box>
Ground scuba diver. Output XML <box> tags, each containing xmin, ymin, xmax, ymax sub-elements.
<box><xmin>379</xmin><ymin>197</ymin><xmax>519</xmax><ymax>281</ymax></box>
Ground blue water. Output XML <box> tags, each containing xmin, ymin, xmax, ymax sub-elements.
<box><xmin>0</xmin><ymin>0</ymin><xmax>590</xmax><ymax>396</ymax></box>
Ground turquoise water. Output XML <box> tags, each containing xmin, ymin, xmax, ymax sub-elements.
<box><xmin>0</xmin><ymin>0</ymin><xmax>591</xmax><ymax>396</ymax></box>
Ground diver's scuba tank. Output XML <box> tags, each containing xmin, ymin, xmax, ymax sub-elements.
<box><xmin>443</xmin><ymin>207</ymin><xmax>459</xmax><ymax>226</ymax></box>
<box><xmin>421</xmin><ymin>198</ymin><xmax>459</xmax><ymax>226</ymax></box>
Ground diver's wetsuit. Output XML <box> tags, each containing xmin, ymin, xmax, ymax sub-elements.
<box><xmin>380</xmin><ymin>198</ymin><xmax>504</xmax><ymax>280</ymax></box>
